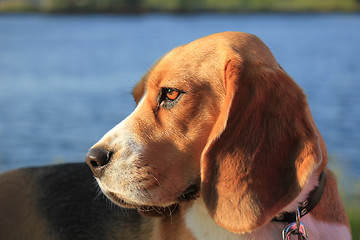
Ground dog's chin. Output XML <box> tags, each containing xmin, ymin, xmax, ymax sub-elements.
<box><xmin>103</xmin><ymin>184</ymin><xmax>200</xmax><ymax>217</ymax></box>
<box><xmin>105</xmin><ymin>191</ymin><xmax>179</xmax><ymax>217</ymax></box>
<box><xmin>107</xmin><ymin>191</ymin><xmax>139</xmax><ymax>209</ymax></box>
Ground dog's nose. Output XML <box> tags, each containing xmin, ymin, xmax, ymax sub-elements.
<box><xmin>85</xmin><ymin>148</ymin><xmax>111</xmax><ymax>178</ymax></box>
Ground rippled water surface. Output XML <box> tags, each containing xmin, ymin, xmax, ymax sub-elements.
<box><xmin>0</xmin><ymin>13</ymin><xmax>359</xmax><ymax>189</ymax></box>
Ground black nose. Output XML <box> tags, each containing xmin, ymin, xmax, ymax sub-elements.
<box><xmin>85</xmin><ymin>148</ymin><xmax>111</xmax><ymax>178</ymax></box>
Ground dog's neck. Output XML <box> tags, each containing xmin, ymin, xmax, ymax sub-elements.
<box><xmin>185</xmin><ymin>197</ymin><xmax>283</xmax><ymax>240</ymax></box>
<box><xmin>184</xmin><ymin>172</ymin><xmax>321</xmax><ymax>240</ymax></box>
<box><xmin>283</xmin><ymin>174</ymin><xmax>318</xmax><ymax>212</ymax></box>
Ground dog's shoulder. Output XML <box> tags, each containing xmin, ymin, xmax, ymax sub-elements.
<box><xmin>0</xmin><ymin>163</ymin><xmax>154</xmax><ymax>240</ymax></box>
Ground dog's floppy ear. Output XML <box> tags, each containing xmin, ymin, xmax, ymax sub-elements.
<box><xmin>201</xmin><ymin>35</ymin><xmax>322</xmax><ymax>233</ymax></box>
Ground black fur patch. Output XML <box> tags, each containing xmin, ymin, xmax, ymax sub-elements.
<box><xmin>28</xmin><ymin>163</ymin><xmax>152</xmax><ymax>240</ymax></box>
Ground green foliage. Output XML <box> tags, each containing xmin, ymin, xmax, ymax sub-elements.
<box><xmin>346</xmin><ymin>198</ymin><xmax>360</xmax><ymax>239</ymax></box>
<box><xmin>0</xmin><ymin>0</ymin><xmax>38</xmax><ymax>12</ymax></box>
<box><xmin>1</xmin><ymin>0</ymin><xmax>359</xmax><ymax>13</ymax></box>
<box><xmin>330</xmin><ymin>156</ymin><xmax>360</xmax><ymax>239</ymax></box>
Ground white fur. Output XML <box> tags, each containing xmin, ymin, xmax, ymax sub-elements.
<box><xmin>93</xmin><ymin>93</ymin><xmax>149</xmax><ymax>204</ymax></box>
<box><xmin>96</xmin><ymin>91</ymin><xmax>351</xmax><ymax>239</ymax></box>
<box><xmin>94</xmin><ymin>92</ymin><xmax>147</xmax><ymax>152</ymax></box>
<box><xmin>185</xmin><ymin>198</ymin><xmax>283</xmax><ymax>240</ymax></box>
<box><xmin>185</xmin><ymin>173</ymin><xmax>351</xmax><ymax>240</ymax></box>
<box><xmin>185</xmin><ymin>198</ymin><xmax>351</xmax><ymax>240</ymax></box>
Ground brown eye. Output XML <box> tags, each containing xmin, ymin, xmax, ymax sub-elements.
<box><xmin>166</xmin><ymin>89</ymin><xmax>180</xmax><ymax>101</ymax></box>
<box><xmin>159</xmin><ymin>88</ymin><xmax>184</xmax><ymax>109</ymax></box>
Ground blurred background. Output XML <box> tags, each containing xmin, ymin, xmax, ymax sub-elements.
<box><xmin>0</xmin><ymin>0</ymin><xmax>359</xmax><ymax>236</ymax></box>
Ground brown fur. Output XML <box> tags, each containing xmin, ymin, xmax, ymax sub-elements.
<box><xmin>151</xmin><ymin>203</ymin><xmax>196</xmax><ymax>240</ymax></box>
<box><xmin>97</xmin><ymin>32</ymin><xmax>349</xmax><ymax>236</ymax></box>
<box><xmin>200</xmin><ymin>33</ymin><xmax>322</xmax><ymax>232</ymax></box>
<box><xmin>0</xmin><ymin>32</ymin><xmax>350</xmax><ymax>239</ymax></box>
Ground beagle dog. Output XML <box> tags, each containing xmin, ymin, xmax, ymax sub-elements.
<box><xmin>0</xmin><ymin>32</ymin><xmax>351</xmax><ymax>240</ymax></box>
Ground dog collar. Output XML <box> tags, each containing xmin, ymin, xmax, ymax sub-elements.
<box><xmin>272</xmin><ymin>171</ymin><xmax>326</xmax><ymax>223</ymax></box>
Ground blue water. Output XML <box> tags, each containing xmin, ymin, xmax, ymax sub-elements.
<box><xmin>0</xmin><ymin>13</ymin><xmax>359</xmax><ymax>190</ymax></box>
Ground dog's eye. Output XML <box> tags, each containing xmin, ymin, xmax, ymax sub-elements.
<box><xmin>159</xmin><ymin>88</ymin><xmax>183</xmax><ymax>108</ymax></box>
<box><xmin>165</xmin><ymin>89</ymin><xmax>180</xmax><ymax>101</ymax></box>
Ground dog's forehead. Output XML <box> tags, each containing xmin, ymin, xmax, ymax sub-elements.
<box><xmin>145</xmin><ymin>37</ymin><xmax>231</xmax><ymax>88</ymax></box>
<box><xmin>143</xmin><ymin>32</ymin><xmax>278</xmax><ymax>91</ymax></box>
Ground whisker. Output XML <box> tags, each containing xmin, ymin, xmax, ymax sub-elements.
<box><xmin>168</xmin><ymin>206</ymin><xmax>174</xmax><ymax>224</ymax></box>
<box><xmin>152</xmin><ymin>206</ymin><xmax>164</xmax><ymax>215</ymax></box>
<box><xmin>148</xmin><ymin>173</ymin><xmax>175</xmax><ymax>198</ymax></box>
<box><xmin>91</xmin><ymin>179</ymin><xmax>104</xmax><ymax>202</ymax></box>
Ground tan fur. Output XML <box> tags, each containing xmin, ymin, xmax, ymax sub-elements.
<box><xmin>0</xmin><ymin>32</ymin><xmax>350</xmax><ymax>239</ymax></box>
<box><xmin>150</xmin><ymin>203</ymin><xmax>196</xmax><ymax>240</ymax></box>
<box><xmin>132</xmin><ymin>74</ymin><xmax>147</xmax><ymax>104</ymax></box>
<box><xmin>199</xmin><ymin>34</ymin><xmax>322</xmax><ymax>232</ymax></box>
<box><xmin>92</xmin><ymin>32</ymin><xmax>349</xmax><ymax>238</ymax></box>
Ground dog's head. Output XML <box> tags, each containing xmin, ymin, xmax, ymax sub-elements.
<box><xmin>86</xmin><ymin>32</ymin><xmax>325</xmax><ymax>233</ymax></box>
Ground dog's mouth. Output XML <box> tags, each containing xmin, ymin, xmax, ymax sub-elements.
<box><xmin>106</xmin><ymin>183</ymin><xmax>200</xmax><ymax>212</ymax></box>
<box><xmin>108</xmin><ymin>192</ymin><xmax>138</xmax><ymax>208</ymax></box>
<box><xmin>107</xmin><ymin>191</ymin><xmax>178</xmax><ymax>217</ymax></box>
<box><xmin>176</xmin><ymin>183</ymin><xmax>200</xmax><ymax>202</ymax></box>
